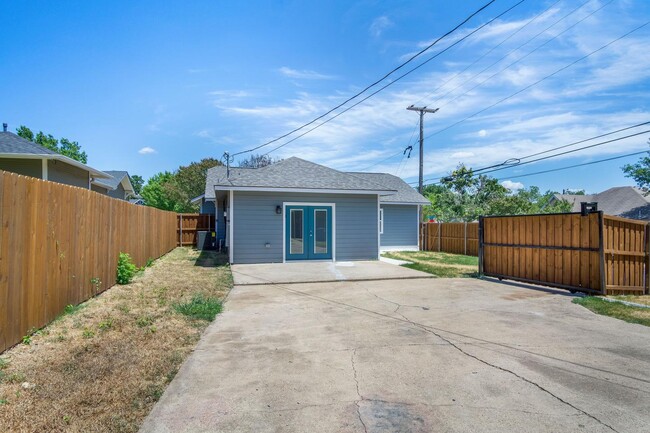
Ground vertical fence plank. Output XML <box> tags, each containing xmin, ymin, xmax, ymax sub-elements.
<box><xmin>0</xmin><ymin>170</ymin><xmax>177</xmax><ymax>353</ymax></box>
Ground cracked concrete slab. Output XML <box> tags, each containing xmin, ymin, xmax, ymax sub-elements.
<box><xmin>140</xmin><ymin>277</ymin><xmax>650</xmax><ymax>433</ymax></box>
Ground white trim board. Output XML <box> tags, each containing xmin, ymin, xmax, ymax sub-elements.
<box><xmin>380</xmin><ymin>246</ymin><xmax>419</xmax><ymax>252</ymax></box>
<box><xmin>228</xmin><ymin>190</ymin><xmax>234</xmax><ymax>264</ymax></box>
<box><xmin>216</xmin><ymin>186</ymin><xmax>395</xmax><ymax>195</ymax></box>
<box><xmin>282</xmin><ymin>202</ymin><xmax>336</xmax><ymax>263</ymax></box>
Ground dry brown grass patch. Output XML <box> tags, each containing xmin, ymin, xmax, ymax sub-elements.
<box><xmin>0</xmin><ymin>247</ymin><xmax>231</xmax><ymax>433</ymax></box>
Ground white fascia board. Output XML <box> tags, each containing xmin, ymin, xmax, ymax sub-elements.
<box><xmin>380</xmin><ymin>201</ymin><xmax>427</xmax><ymax>206</ymax></box>
<box><xmin>190</xmin><ymin>193</ymin><xmax>206</xmax><ymax>204</ymax></box>
<box><xmin>215</xmin><ymin>186</ymin><xmax>395</xmax><ymax>195</ymax></box>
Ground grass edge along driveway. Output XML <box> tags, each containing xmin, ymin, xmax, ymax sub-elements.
<box><xmin>0</xmin><ymin>247</ymin><xmax>232</xmax><ymax>433</ymax></box>
<box><xmin>382</xmin><ymin>250</ymin><xmax>479</xmax><ymax>278</ymax></box>
<box><xmin>573</xmin><ymin>296</ymin><xmax>650</xmax><ymax>327</ymax></box>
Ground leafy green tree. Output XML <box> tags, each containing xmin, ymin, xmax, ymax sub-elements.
<box><xmin>622</xmin><ymin>149</ymin><xmax>650</xmax><ymax>193</ymax></box>
<box><xmin>422</xmin><ymin>164</ymin><xmax>570</xmax><ymax>221</ymax></box>
<box><xmin>175</xmin><ymin>158</ymin><xmax>222</xmax><ymax>202</ymax></box>
<box><xmin>16</xmin><ymin>125</ymin><xmax>88</xmax><ymax>163</ymax></box>
<box><xmin>59</xmin><ymin>138</ymin><xmax>88</xmax><ymax>164</ymax></box>
<box><xmin>140</xmin><ymin>172</ymin><xmax>179</xmax><ymax>211</ymax></box>
<box><xmin>238</xmin><ymin>154</ymin><xmax>279</xmax><ymax>168</ymax></box>
<box><xmin>130</xmin><ymin>175</ymin><xmax>144</xmax><ymax>195</ymax></box>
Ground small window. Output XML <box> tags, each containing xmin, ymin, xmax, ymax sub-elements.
<box><xmin>379</xmin><ymin>208</ymin><xmax>384</xmax><ymax>234</ymax></box>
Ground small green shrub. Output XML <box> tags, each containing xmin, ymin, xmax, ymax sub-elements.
<box><xmin>146</xmin><ymin>258</ymin><xmax>155</xmax><ymax>267</ymax></box>
<box><xmin>22</xmin><ymin>335</ymin><xmax>32</xmax><ymax>345</ymax></box>
<box><xmin>174</xmin><ymin>295</ymin><xmax>222</xmax><ymax>321</ymax></box>
<box><xmin>116</xmin><ymin>253</ymin><xmax>137</xmax><ymax>284</ymax></box>
<box><xmin>82</xmin><ymin>328</ymin><xmax>95</xmax><ymax>339</ymax></box>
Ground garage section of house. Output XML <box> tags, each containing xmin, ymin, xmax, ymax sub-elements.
<box><xmin>195</xmin><ymin>157</ymin><xmax>430</xmax><ymax>264</ymax></box>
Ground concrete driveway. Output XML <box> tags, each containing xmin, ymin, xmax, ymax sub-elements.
<box><xmin>140</xmin><ymin>276</ymin><xmax>650</xmax><ymax>433</ymax></box>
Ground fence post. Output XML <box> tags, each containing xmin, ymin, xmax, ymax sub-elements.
<box><xmin>598</xmin><ymin>211</ymin><xmax>606</xmax><ymax>295</ymax></box>
<box><xmin>180</xmin><ymin>214</ymin><xmax>183</xmax><ymax>247</ymax></box>
<box><xmin>643</xmin><ymin>223</ymin><xmax>650</xmax><ymax>295</ymax></box>
<box><xmin>438</xmin><ymin>223</ymin><xmax>441</xmax><ymax>252</ymax></box>
<box><xmin>464</xmin><ymin>221</ymin><xmax>468</xmax><ymax>256</ymax></box>
<box><xmin>646</xmin><ymin>222</ymin><xmax>650</xmax><ymax>295</ymax></box>
<box><xmin>478</xmin><ymin>217</ymin><xmax>484</xmax><ymax>275</ymax></box>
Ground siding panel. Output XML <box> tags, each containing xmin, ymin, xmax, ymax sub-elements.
<box><xmin>232</xmin><ymin>191</ymin><xmax>378</xmax><ymax>263</ymax></box>
<box><xmin>380</xmin><ymin>204</ymin><xmax>418</xmax><ymax>248</ymax></box>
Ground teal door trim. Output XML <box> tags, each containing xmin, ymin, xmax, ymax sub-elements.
<box><xmin>285</xmin><ymin>204</ymin><xmax>333</xmax><ymax>261</ymax></box>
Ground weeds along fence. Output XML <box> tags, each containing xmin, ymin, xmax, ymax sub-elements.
<box><xmin>420</xmin><ymin>222</ymin><xmax>479</xmax><ymax>256</ymax></box>
<box><xmin>0</xmin><ymin>170</ymin><xmax>177</xmax><ymax>353</ymax></box>
<box><xmin>177</xmin><ymin>213</ymin><xmax>215</xmax><ymax>247</ymax></box>
<box><xmin>479</xmin><ymin>212</ymin><xmax>649</xmax><ymax>296</ymax></box>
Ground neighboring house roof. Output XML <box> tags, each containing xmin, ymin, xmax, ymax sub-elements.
<box><xmin>553</xmin><ymin>186</ymin><xmax>650</xmax><ymax>220</ymax></box>
<box><xmin>129</xmin><ymin>198</ymin><xmax>145</xmax><ymax>205</ymax></box>
<box><xmin>204</xmin><ymin>157</ymin><xmax>429</xmax><ymax>203</ymax></box>
<box><xmin>348</xmin><ymin>172</ymin><xmax>430</xmax><ymax>205</ymax></box>
<box><xmin>92</xmin><ymin>170</ymin><xmax>135</xmax><ymax>195</ymax></box>
<box><xmin>0</xmin><ymin>131</ymin><xmax>111</xmax><ymax>179</ymax></box>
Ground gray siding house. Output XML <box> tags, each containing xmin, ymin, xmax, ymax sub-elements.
<box><xmin>0</xmin><ymin>125</ymin><xmax>111</xmax><ymax>188</ymax></box>
<box><xmin>551</xmin><ymin>186</ymin><xmax>650</xmax><ymax>221</ymax></box>
<box><xmin>91</xmin><ymin>170</ymin><xmax>135</xmax><ymax>200</ymax></box>
<box><xmin>196</xmin><ymin>157</ymin><xmax>429</xmax><ymax>264</ymax></box>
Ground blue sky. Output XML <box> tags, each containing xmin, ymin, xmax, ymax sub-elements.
<box><xmin>2</xmin><ymin>0</ymin><xmax>650</xmax><ymax>193</ymax></box>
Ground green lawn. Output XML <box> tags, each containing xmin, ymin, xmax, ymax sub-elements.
<box><xmin>572</xmin><ymin>297</ymin><xmax>650</xmax><ymax>327</ymax></box>
<box><xmin>383</xmin><ymin>251</ymin><xmax>479</xmax><ymax>278</ymax></box>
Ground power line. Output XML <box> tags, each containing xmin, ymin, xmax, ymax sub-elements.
<box><xmin>427</xmin><ymin>0</ymin><xmax>600</xmax><ymax>109</ymax></box>
<box><xmin>417</xmin><ymin>122</ymin><xmax>650</xmax><ymax>185</ymax></box>
<box><xmin>262</xmin><ymin>0</ymin><xmax>527</xmax><ymax>156</ymax></box>
<box><xmin>230</xmin><ymin>0</ymin><xmax>499</xmax><ymax>157</ymax></box>
<box><xmin>424</xmin><ymin>20</ymin><xmax>650</xmax><ymax>140</ymax></box>
<box><xmin>412</xmin><ymin>0</ymin><xmax>563</xmax><ymax>108</ymax></box>
<box><xmin>496</xmin><ymin>150</ymin><xmax>649</xmax><ymax>180</ymax></box>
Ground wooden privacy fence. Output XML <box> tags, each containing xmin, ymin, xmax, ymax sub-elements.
<box><xmin>421</xmin><ymin>222</ymin><xmax>479</xmax><ymax>256</ymax></box>
<box><xmin>479</xmin><ymin>212</ymin><xmax>650</xmax><ymax>296</ymax></box>
<box><xmin>0</xmin><ymin>170</ymin><xmax>177</xmax><ymax>353</ymax></box>
<box><xmin>177</xmin><ymin>213</ymin><xmax>215</xmax><ymax>246</ymax></box>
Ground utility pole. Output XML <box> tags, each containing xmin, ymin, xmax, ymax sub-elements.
<box><xmin>406</xmin><ymin>105</ymin><xmax>439</xmax><ymax>194</ymax></box>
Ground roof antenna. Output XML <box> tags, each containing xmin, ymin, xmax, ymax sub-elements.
<box><xmin>222</xmin><ymin>151</ymin><xmax>234</xmax><ymax>178</ymax></box>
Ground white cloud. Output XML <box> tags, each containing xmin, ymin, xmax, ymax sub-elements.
<box><xmin>278</xmin><ymin>67</ymin><xmax>335</xmax><ymax>80</ymax></box>
<box><xmin>478</xmin><ymin>129</ymin><xmax>487</xmax><ymax>137</ymax></box>
<box><xmin>138</xmin><ymin>146</ymin><xmax>157</xmax><ymax>155</ymax></box>
<box><xmin>502</xmin><ymin>180</ymin><xmax>524</xmax><ymax>191</ymax></box>
<box><xmin>370</xmin><ymin>16</ymin><xmax>393</xmax><ymax>37</ymax></box>
<box><xmin>451</xmin><ymin>151</ymin><xmax>475</xmax><ymax>159</ymax></box>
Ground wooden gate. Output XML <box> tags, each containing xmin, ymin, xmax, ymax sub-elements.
<box><xmin>479</xmin><ymin>212</ymin><xmax>649</xmax><ymax>295</ymax></box>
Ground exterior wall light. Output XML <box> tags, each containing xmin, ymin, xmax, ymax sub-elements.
<box><xmin>276</xmin><ymin>205</ymin><xmax>282</xmax><ymax>215</ymax></box>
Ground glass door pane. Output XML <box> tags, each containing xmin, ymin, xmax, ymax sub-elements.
<box><xmin>314</xmin><ymin>209</ymin><xmax>328</xmax><ymax>254</ymax></box>
<box><xmin>290</xmin><ymin>209</ymin><xmax>304</xmax><ymax>254</ymax></box>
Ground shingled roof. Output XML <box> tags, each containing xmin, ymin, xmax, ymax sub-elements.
<box><xmin>0</xmin><ymin>130</ymin><xmax>111</xmax><ymax>179</ymax></box>
<box><xmin>347</xmin><ymin>172</ymin><xmax>429</xmax><ymax>204</ymax></box>
<box><xmin>554</xmin><ymin>186</ymin><xmax>650</xmax><ymax>220</ymax></box>
<box><xmin>204</xmin><ymin>157</ymin><xmax>429</xmax><ymax>204</ymax></box>
<box><xmin>0</xmin><ymin>131</ymin><xmax>59</xmax><ymax>155</ymax></box>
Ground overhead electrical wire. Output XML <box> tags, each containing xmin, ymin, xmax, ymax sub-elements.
<box><xmin>496</xmin><ymin>150</ymin><xmax>650</xmax><ymax>180</ymax></box>
<box><xmin>423</xmin><ymin>20</ymin><xmax>650</xmax><ymax>140</ymax></box>
<box><xmin>411</xmin><ymin>0</ymin><xmax>563</xmax><ymax>108</ymax></box>
<box><xmin>415</xmin><ymin>121</ymin><xmax>650</xmax><ymax>185</ymax></box>
<box><xmin>262</xmin><ymin>0</ymin><xmax>528</xmax><ymax>156</ymax></box>
<box><xmin>435</xmin><ymin>0</ymin><xmax>613</xmax><ymax>111</ymax></box>
<box><xmin>230</xmin><ymin>0</ymin><xmax>500</xmax><ymax>157</ymax></box>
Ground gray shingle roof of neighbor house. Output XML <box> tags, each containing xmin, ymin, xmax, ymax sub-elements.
<box><xmin>203</xmin><ymin>157</ymin><xmax>430</xmax><ymax>204</ymax></box>
<box><xmin>554</xmin><ymin>186</ymin><xmax>650</xmax><ymax>219</ymax></box>
<box><xmin>347</xmin><ymin>172</ymin><xmax>430</xmax><ymax>205</ymax></box>
<box><xmin>92</xmin><ymin>170</ymin><xmax>134</xmax><ymax>192</ymax></box>
<box><xmin>0</xmin><ymin>130</ymin><xmax>112</xmax><ymax>179</ymax></box>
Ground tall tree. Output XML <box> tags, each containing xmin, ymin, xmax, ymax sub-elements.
<box><xmin>622</xmin><ymin>148</ymin><xmax>650</xmax><ymax>193</ymax></box>
<box><xmin>140</xmin><ymin>172</ymin><xmax>179</xmax><ymax>212</ymax></box>
<box><xmin>422</xmin><ymin>164</ymin><xmax>570</xmax><ymax>221</ymax></box>
<box><xmin>238</xmin><ymin>154</ymin><xmax>279</xmax><ymax>168</ymax></box>
<box><xmin>130</xmin><ymin>175</ymin><xmax>144</xmax><ymax>195</ymax></box>
<box><xmin>16</xmin><ymin>125</ymin><xmax>88</xmax><ymax>163</ymax></box>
